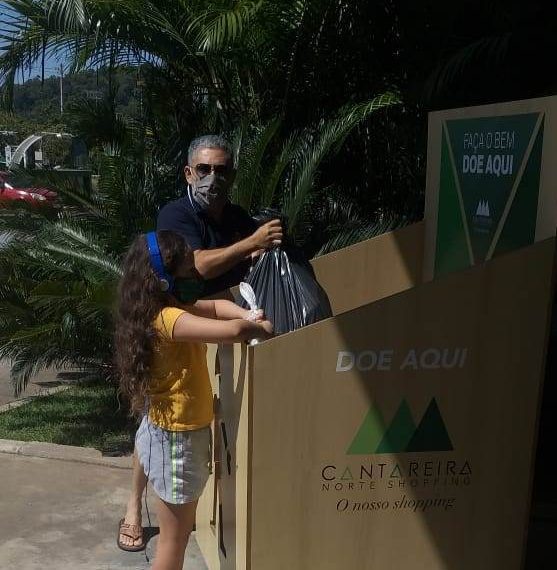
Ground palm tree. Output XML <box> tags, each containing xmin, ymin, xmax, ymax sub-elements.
<box><xmin>0</xmin><ymin>1</ymin><xmax>404</xmax><ymax>393</ymax></box>
<box><xmin>0</xmin><ymin>114</ymin><xmax>175</xmax><ymax>394</ymax></box>
<box><xmin>231</xmin><ymin>93</ymin><xmax>403</xmax><ymax>252</ymax></box>
<box><xmin>1</xmin><ymin>1</ymin><xmax>411</xmax><ymax>224</ymax></box>
<box><xmin>0</xmin><ymin>86</ymin><xmax>399</xmax><ymax>394</ymax></box>
<box><xmin>0</xmin><ymin>180</ymin><xmax>120</xmax><ymax>395</ymax></box>
<box><xmin>0</xmin><ymin>1</ymin><xmax>308</xmax><ymax>124</ymax></box>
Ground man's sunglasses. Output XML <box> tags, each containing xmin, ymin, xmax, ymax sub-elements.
<box><xmin>191</xmin><ymin>163</ymin><xmax>233</xmax><ymax>179</ymax></box>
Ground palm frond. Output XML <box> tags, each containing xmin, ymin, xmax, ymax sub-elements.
<box><xmin>260</xmin><ymin>132</ymin><xmax>296</xmax><ymax>208</ymax></box>
<box><xmin>44</xmin><ymin>0</ymin><xmax>88</xmax><ymax>32</ymax></box>
<box><xmin>42</xmin><ymin>243</ymin><xmax>122</xmax><ymax>277</ymax></box>
<box><xmin>316</xmin><ymin>214</ymin><xmax>408</xmax><ymax>256</ymax></box>
<box><xmin>232</xmin><ymin>116</ymin><xmax>282</xmax><ymax>211</ymax></box>
<box><xmin>424</xmin><ymin>34</ymin><xmax>511</xmax><ymax>101</ymax></box>
<box><xmin>187</xmin><ymin>0</ymin><xmax>264</xmax><ymax>52</ymax></box>
<box><xmin>284</xmin><ymin>91</ymin><xmax>401</xmax><ymax>234</ymax></box>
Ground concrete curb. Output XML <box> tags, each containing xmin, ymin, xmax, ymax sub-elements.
<box><xmin>0</xmin><ymin>439</ymin><xmax>133</xmax><ymax>470</ymax></box>
<box><xmin>0</xmin><ymin>384</ymin><xmax>71</xmax><ymax>413</ymax></box>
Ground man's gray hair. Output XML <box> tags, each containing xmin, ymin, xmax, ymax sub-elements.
<box><xmin>187</xmin><ymin>134</ymin><xmax>233</xmax><ymax>165</ymax></box>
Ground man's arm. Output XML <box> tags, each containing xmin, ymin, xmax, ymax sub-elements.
<box><xmin>194</xmin><ymin>219</ymin><xmax>283</xmax><ymax>279</ymax></box>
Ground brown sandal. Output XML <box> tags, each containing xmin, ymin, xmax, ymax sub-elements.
<box><xmin>117</xmin><ymin>518</ymin><xmax>146</xmax><ymax>552</ymax></box>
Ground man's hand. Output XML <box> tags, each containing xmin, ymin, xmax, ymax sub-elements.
<box><xmin>193</xmin><ymin>219</ymin><xmax>282</xmax><ymax>280</ymax></box>
<box><xmin>249</xmin><ymin>219</ymin><xmax>283</xmax><ymax>250</ymax></box>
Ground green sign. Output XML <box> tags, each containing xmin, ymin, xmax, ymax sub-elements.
<box><xmin>435</xmin><ymin>113</ymin><xmax>544</xmax><ymax>277</ymax></box>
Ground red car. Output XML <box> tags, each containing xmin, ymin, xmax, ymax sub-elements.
<box><xmin>0</xmin><ymin>171</ymin><xmax>57</xmax><ymax>206</ymax></box>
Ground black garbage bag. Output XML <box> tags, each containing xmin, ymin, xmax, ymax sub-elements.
<box><xmin>239</xmin><ymin>209</ymin><xmax>332</xmax><ymax>335</ymax></box>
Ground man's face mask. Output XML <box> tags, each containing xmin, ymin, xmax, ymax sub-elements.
<box><xmin>173</xmin><ymin>277</ymin><xmax>205</xmax><ymax>304</ymax></box>
<box><xmin>190</xmin><ymin>170</ymin><xmax>232</xmax><ymax>211</ymax></box>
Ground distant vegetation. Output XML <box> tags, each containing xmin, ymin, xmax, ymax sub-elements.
<box><xmin>0</xmin><ymin>68</ymin><xmax>139</xmax><ymax>168</ymax></box>
<box><xmin>11</xmin><ymin>67</ymin><xmax>139</xmax><ymax>124</ymax></box>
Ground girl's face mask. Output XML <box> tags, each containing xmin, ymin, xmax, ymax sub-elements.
<box><xmin>173</xmin><ymin>277</ymin><xmax>205</xmax><ymax>304</ymax></box>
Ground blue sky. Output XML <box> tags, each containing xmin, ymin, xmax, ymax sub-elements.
<box><xmin>18</xmin><ymin>57</ymin><xmax>66</xmax><ymax>83</ymax></box>
<box><xmin>0</xmin><ymin>1</ymin><xmax>67</xmax><ymax>83</ymax></box>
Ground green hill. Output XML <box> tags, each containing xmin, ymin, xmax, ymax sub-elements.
<box><xmin>12</xmin><ymin>67</ymin><xmax>139</xmax><ymax>123</ymax></box>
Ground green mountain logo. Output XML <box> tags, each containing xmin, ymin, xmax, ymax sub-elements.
<box><xmin>347</xmin><ymin>398</ymin><xmax>453</xmax><ymax>455</ymax></box>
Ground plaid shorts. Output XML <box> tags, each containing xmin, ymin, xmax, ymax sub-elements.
<box><xmin>135</xmin><ymin>416</ymin><xmax>211</xmax><ymax>504</ymax></box>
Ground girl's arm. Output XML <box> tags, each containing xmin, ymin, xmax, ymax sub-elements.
<box><xmin>213</xmin><ymin>299</ymin><xmax>259</xmax><ymax>320</ymax></box>
<box><xmin>171</xmin><ymin>311</ymin><xmax>272</xmax><ymax>344</ymax></box>
<box><xmin>187</xmin><ymin>299</ymin><xmax>260</xmax><ymax>321</ymax></box>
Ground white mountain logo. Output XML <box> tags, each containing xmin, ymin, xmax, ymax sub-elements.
<box><xmin>475</xmin><ymin>200</ymin><xmax>490</xmax><ymax>217</ymax></box>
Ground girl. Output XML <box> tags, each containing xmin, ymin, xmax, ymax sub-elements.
<box><xmin>114</xmin><ymin>230</ymin><xmax>272</xmax><ymax>570</ymax></box>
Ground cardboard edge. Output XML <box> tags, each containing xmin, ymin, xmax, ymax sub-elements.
<box><xmin>518</xmin><ymin>232</ymin><xmax>557</xmax><ymax>569</ymax></box>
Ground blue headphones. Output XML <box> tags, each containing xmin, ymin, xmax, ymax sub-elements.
<box><xmin>146</xmin><ymin>232</ymin><xmax>174</xmax><ymax>292</ymax></box>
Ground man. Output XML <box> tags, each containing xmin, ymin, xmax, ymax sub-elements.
<box><xmin>158</xmin><ymin>135</ymin><xmax>282</xmax><ymax>296</ymax></box>
<box><xmin>117</xmin><ymin>135</ymin><xmax>282</xmax><ymax>551</ymax></box>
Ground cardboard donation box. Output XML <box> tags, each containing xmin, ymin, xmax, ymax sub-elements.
<box><xmin>195</xmin><ymin>97</ymin><xmax>557</xmax><ymax>570</ymax></box>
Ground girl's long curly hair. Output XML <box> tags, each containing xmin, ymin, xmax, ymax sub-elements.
<box><xmin>114</xmin><ymin>230</ymin><xmax>189</xmax><ymax>416</ymax></box>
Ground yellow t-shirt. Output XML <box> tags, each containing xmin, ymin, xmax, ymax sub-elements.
<box><xmin>147</xmin><ymin>307</ymin><xmax>213</xmax><ymax>431</ymax></box>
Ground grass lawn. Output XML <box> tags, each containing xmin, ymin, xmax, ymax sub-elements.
<box><xmin>0</xmin><ymin>383</ymin><xmax>136</xmax><ymax>454</ymax></box>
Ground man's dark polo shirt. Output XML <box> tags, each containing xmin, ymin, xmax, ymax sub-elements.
<box><xmin>157</xmin><ymin>192</ymin><xmax>256</xmax><ymax>295</ymax></box>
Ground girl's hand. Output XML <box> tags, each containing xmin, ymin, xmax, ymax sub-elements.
<box><xmin>258</xmin><ymin>320</ymin><xmax>274</xmax><ymax>338</ymax></box>
<box><xmin>243</xmin><ymin>308</ymin><xmax>264</xmax><ymax>322</ymax></box>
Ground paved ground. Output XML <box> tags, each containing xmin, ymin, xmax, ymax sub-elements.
<box><xmin>0</xmin><ymin>360</ymin><xmax>63</xmax><ymax>407</ymax></box>
<box><xmin>1</xmin><ymin>353</ymin><xmax>554</xmax><ymax>568</ymax></box>
<box><xmin>0</xmin><ymin>362</ymin><xmax>209</xmax><ymax>568</ymax></box>
<box><xmin>0</xmin><ymin>443</ymin><xmax>555</xmax><ymax>569</ymax></box>
<box><xmin>0</xmin><ymin>453</ymin><xmax>208</xmax><ymax>570</ymax></box>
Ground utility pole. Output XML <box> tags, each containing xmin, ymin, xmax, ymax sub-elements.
<box><xmin>59</xmin><ymin>63</ymin><xmax>64</xmax><ymax>115</ymax></box>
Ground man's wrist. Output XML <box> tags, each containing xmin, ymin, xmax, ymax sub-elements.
<box><xmin>239</xmin><ymin>234</ymin><xmax>258</xmax><ymax>255</ymax></box>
